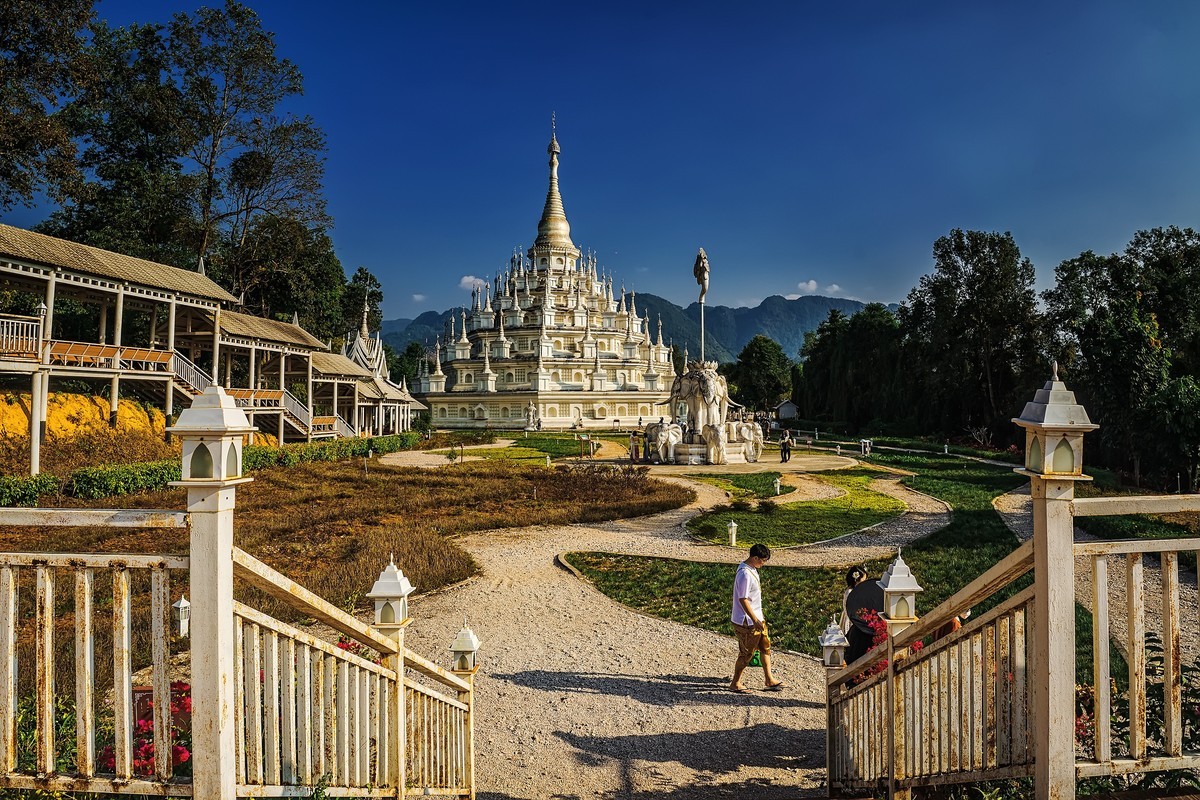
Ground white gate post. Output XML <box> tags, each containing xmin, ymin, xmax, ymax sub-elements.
<box><xmin>1014</xmin><ymin>369</ymin><xmax>1097</xmax><ymax>800</ymax></box>
<box><xmin>367</xmin><ymin>560</ymin><xmax>414</xmax><ymax>799</ymax></box>
<box><xmin>170</xmin><ymin>386</ymin><xmax>255</xmax><ymax>800</ymax></box>
<box><xmin>1030</xmin><ymin>473</ymin><xmax>1078</xmax><ymax>800</ymax></box>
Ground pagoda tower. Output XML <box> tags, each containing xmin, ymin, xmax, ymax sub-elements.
<box><xmin>414</xmin><ymin>129</ymin><xmax>674</xmax><ymax>429</ymax></box>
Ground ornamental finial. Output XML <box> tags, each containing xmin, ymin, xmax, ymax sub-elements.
<box><xmin>1052</xmin><ymin>360</ymin><xmax>1060</xmax><ymax>382</ymax></box>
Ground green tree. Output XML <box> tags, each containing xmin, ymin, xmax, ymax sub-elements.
<box><xmin>389</xmin><ymin>341</ymin><xmax>429</xmax><ymax>384</ymax></box>
<box><xmin>899</xmin><ymin>229</ymin><xmax>1044</xmax><ymax>438</ymax></box>
<box><xmin>36</xmin><ymin>21</ymin><xmax>196</xmax><ymax>267</ymax></box>
<box><xmin>797</xmin><ymin>309</ymin><xmax>849</xmax><ymax>422</ymax></box>
<box><xmin>341</xmin><ymin>267</ymin><xmax>384</xmax><ymax>337</ymax></box>
<box><xmin>0</xmin><ymin>0</ymin><xmax>94</xmax><ymax>209</ymax></box>
<box><xmin>730</xmin><ymin>335</ymin><xmax>792</xmax><ymax>412</ymax></box>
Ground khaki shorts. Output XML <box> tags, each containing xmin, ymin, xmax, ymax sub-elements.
<box><xmin>734</xmin><ymin>622</ymin><xmax>771</xmax><ymax>661</ymax></box>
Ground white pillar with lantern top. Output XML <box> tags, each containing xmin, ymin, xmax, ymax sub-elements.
<box><xmin>727</xmin><ymin>519</ymin><xmax>738</xmax><ymax>547</ymax></box>
<box><xmin>367</xmin><ymin>557</ymin><xmax>414</xmax><ymax>794</ymax></box>
<box><xmin>168</xmin><ymin>385</ymin><xmax>255</xmax><ymax>800</ymax></box>
<box><xmin>450</xmin><ymin>622</ymin><xmax>480</xmax><ymax>800</ymax></box>
<box><xmin>1013</xmin><ymin>365</ymin><xmax>1097</xmax><ymax>800</ymax></box>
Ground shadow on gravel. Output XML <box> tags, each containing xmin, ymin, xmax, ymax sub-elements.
<box><xmin>492</xmin><ymin>670</ymin><xmax>824</xmax><ymax>709</ymax></box>
<box><xmin>479</xmin><ymin>780</ymin><xmax>824</xmax><ymax>800</ymax></box>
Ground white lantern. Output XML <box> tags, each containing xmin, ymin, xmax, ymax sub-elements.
<box><xmin>727</xmin><ymin>519</ymin><xmax>738</xmax><ymax>547</ymax></box>
<box><xmin>366</xmin><ymin>556</ymin><xmax>414</xmax><ymax>634</ymax></box>
<box><xmin>819</xmin><ymin>616</ymin><xmax>850</xmax><ymax>668</ymax></box>
<box><xmin>167</xmin><ymin>386</ymin><xmax>255</xmax><ymax>484</ymax></box>
<box><xmin>172</xmin><ymin>596</ymin><xmax>191</xmax><ymax>638</ymax></box>
<box><xmin>878</xmin><ymin>548</ymin><xmax>923</xmax><ymax>632</ymax></box>
<box><xmin>1013</xmin><ymin>363</ymin><xmax>1098</xmax><ymax>479</ymax></box>
<box><xmin>449</xmin><ymin>622</ymin><xmax>480</xmax><ymax>673</ymax></box>
<box><xmin>773</xmin><ymin>478</ymin><xmax>781</xmax><ymax>496</ymax></box>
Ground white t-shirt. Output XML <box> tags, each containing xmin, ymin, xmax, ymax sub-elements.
<box><xmin>731</xmin><ymin>561</ymin><xmax>762</xmax><ymax>626</ymax></box>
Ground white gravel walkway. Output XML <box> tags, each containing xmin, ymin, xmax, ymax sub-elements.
<box><xmin>398</xmin><ymin>456</ymin><xmax>952</xmax><ymax>799</ymax></box>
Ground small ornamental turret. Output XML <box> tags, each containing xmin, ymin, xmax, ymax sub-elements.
<box><xmin>172</xmin><ymin>596</ymin><xmax>191</xmax><ymax>638</ymax></box>
<box><xmin>1013</xmin><ymin>362</ymin><xmax>1098</xmax><ymax>479</ymax></box>
<box><xmin>366</xmin><ymin>556</ymin><xmax>414</xmax><ymax>636</ymax></box>
<box><xmin>727</xmin><ymin>519</ymin><xmax>738</xmax><ymax>546</ymax></box>
<box><xmin>878</xmin><ymin>548</ymin><xmax>923</xmax><ymax>636</ymax></box>
<box><xmin>819</xmin><ymin>616</ymin><xmax>850</xmax><ymax>669</ymax></box>
<box><xmin>449</xmin><ymin>620</ymin><xmax>481</xmax><ymax>673</ymax></box>
<box><xmin>168</xmin><ymin>385</ymin><xmax>255</xmax><ymax>484</ymax></box>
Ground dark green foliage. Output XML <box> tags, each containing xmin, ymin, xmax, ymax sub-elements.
<box><xmin>728</xmin><ymin>334</ymin><xmax>792</xmax><ymax>411</ymax></box>
<box><xmin>0</xmin><ymin>473</ymin><xmax>59</xmax><ymax>506</ymax></box>
<box><xmin>69</xmin><ymin>459</ymin><xmax>180</xmax><ymax>499</ymax></box>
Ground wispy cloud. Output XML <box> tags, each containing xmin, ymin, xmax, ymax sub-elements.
<box><xmin>411</xmin><ymin>293</ymin><xmax>427</xmax><ymax>303</ymax></box>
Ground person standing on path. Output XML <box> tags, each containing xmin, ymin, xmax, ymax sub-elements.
<box><xmin>779</xmin><ymin>429</ymin><xmax>792</xmax><ymax>463</ymax></box>
<box><xmin>730</xmin><ymin>543</ymin><xmax>785</xmax><ymax>693</ymax></box>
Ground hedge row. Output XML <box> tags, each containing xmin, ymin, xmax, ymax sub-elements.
<box><xmin>5</xmin><ymin>431</ymin><xmax>423</xmax><ymax>505</ymax></box>
<box><xmin>0</xmin><ymin>473</ymin><xmax>60</xmax><ymax>507</ymax></box>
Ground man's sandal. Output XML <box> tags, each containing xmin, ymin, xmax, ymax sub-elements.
<box><xmin>764</xmin><ymin>681</ymin><xmax>787</xmax><ymax>691</ymax></box>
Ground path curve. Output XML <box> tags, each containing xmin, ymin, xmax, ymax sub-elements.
<box><xmin>397</xmin><ymin>455</ymin><xmax>953</xmax><ymax>798</ymax></box>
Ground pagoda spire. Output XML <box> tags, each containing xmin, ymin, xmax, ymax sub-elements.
<box><xmin>657</xmin><ymin>315</ymin><xmax>664</xmax><ymax>347</ymax></box>
<box><xmin>458</xmin><ymin>309</ymin><xmax>469</xmax><ymax>343</ymax></box>
<box><xmin>360</xmin><ymin>299</ymin><xmax>370</xmax><ymax>339</ymax></box>
<box><xmin>534</xmin><ymin>118</ymin><xmax>575</xmax><ymax>250</ymax></box>
<box><xmin>433</xmin><ymin>338</ymin><xmax>444</xmax><ymax>375</ymax></box>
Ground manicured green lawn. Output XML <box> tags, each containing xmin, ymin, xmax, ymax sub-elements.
<box><xmin>684</xmin><ymin>471</ymin><xmax>795</xmax><ymax>500</ymax></box>
<box><xmin>686</xmin><ymin>468</ymin><xmax>904</xmax><ymax>548</ymax></box>
<box><xmin>570</xmin><ymin>451</ymin><xmax>1125</xmax><ymax>683</ymax></box>
<box><xmin>437</xmin><ymin>433</ymin><xmax>596</xmax><ymax>462</ymax></box>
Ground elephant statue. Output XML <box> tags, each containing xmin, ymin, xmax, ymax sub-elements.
<box><xmin>733</xmin><ymin>421</ymin><xmax>764</xmax><ymax>463</ymax></box>
<box><xmin>645</xmin><ymin>422</ymin><xmax>684</xmax><ymax>464</ymax></box>
<box><xmin>702</xmin><ymin>423</ymin><xmax>728</xmax><ymax>465</ymax></box>
<box><xmin>669</xmin><ymin>361</ymin><xmax>730</xmax><ymax>434</ymax></box>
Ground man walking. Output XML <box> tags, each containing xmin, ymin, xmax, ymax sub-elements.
<box><xmin>730</xmin><ymin>543</ymin><xmax>785</xmax><ymax>693</ymax></box>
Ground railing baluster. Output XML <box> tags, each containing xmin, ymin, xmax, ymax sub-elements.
<box><xmin>112</xmin><ymin>567</ymin><xmax>132</xmax><ymax>780</ymax></box>
<box><xmin>35</xmin><ymin>566</ymin><xmax>55</xmax><ymax>776</ymax></box>
<box><xmin>371</xmin><ymin>672</ymin><xmax>381</xmax><ymax>786</ymax></box>
<box><xmin>0</xmin><ymin>566</ymin><xmax>16</xmax><ymax>774</ymax></box>
<box><xmin>997</xmin><ymin>614</ymin><xmax>1011</xmax><ymax>766</ymax></box>
<box><xmin>235</xmin><ymin>615</ymin><xmax>246</xmax><ymax>784</ymax></box>
<box><xmin>336</xmin><ymin>659</ymin><xmax>350</xmax><ymax>785</ymax></box>
<box><xmin>357</xmin><ymin>667</ymin><xmax>369</xmax><ymax>786</ymax></box>
<box><xmin>1092</xmin><ymin>555</ymin><xmax>1111</xmax><ymax>763</ymax></box>
<box><xmin>150</xmin><ymin>566</ymin><xmax>172</xmax><ymax>781</ymax></box>
<box><xmin>74</xmin><ymin>568</ymin><xmax>95</xmax><ymax>777</ymax></box>
<box><xmin>263</xmin><ymin>629</ymin><xmax>280</xmax><ymax>785</ymax></box>
<box><xmin>246</xmin><ymin>622</ymin><xmax>264</xmax><ymax>784</ymax></box>
<box><xmin>984</xmin><ymin>623</ymin><xmax>997</xmax><ymax>768</ymax></box>
<box><xmin>296</xmin><ymin>643</ymin><xmax>312</xmax><ymax>784</ymax></box>
<box><xmin>281</xmin><ymin>637</ymin><xmax>297</xmax><ymax>784</ymax></box>
<box><xmin>1012</xmin><ymin>605</ymin><xmax>1028</xmax><ymax>765</ymax></box>
<box><xmin>940</xmin><ymin>648</ymin><xmax>950</xmax><ymax>773</ymax></box>
<box><xmin>1162</xmin><ymin>551</ymin><xmax>1182</xmax><ymax>756</ymax></box>
<box><xmin>1127</xmin><ymin>553</ymin><xmax>1146</xmax><ymax>759</ymax></box>
<box><xmin>316</xmin><ymin>651</ymin><xmax>329</xmax><ymax>781</ymax></box>
<box><xmin>947</xmin><ymin>643</ymin><xmax>959</xmax><ymax>772</ymax></box>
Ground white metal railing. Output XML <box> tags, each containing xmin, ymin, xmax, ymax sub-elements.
<box><xmin>0</xmin><ymin>314</ymin><xmax>41</xmax><ymax>359</ymax></box>
<box><xmin>171</xmin><ymin>350</ymin><xmax>212</xmax><ymax>394</ymax></box>
<box><xmin>282</xmin><ymin>389</ymin><xmax>311</xmax><ymax>430</ymax></box>
<box><xmin>335</xmin><ymin>414</ymin><xmax>356</xmax><ymax>439</ymax></box>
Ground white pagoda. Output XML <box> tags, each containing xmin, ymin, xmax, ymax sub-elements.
<box><xmin>414</xmin><ymin>131</ymin><xmax>674</xmax><ymax>429</ymax></box>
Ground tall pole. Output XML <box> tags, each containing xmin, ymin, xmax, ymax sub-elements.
<box><xmin>693</xmin><ymin>248</ymin><xmax>709</xmax><ymax>365</ymax></box>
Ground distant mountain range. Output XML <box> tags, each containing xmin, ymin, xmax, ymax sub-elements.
<box><xmin>382</xmin><ymin>295</ymin><xmax>893</xmax><ymax>363</ymax></box>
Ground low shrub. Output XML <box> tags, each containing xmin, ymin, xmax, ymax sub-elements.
<box><xmin>70</xmin><ymin>460</ymin><xmax>181</xmax><ymax>499</ymax></box>
<box><xmin>0</xmin><ymin>473</ymin><xmax>59</xmax><ymax>506</ymax></box>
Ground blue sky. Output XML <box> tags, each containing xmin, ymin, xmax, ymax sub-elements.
<box><xmin>7</xmin><ymin>1</ymin><xmax>1200</xmax><ymax>318</ymax></box>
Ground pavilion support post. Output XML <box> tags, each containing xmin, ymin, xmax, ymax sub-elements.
<box><xmin>212</xmin><ymin>309</ymin><xmax>222</xmax><ymax>386</ymax></box>
<box><xmin>165</xmin><ymin>377</ymin><xmax>174</xmax><ymax>423</ymax></box>
<box><xmin>109</xmin><ymin>375</ymin><xmax>120</xmax><ymax>428</ymax></box>
<box><xmin>279</xmin><ymin>351</ymin><xmax>285</xmax><ymax>392</ymax></box>
<box><xmin>249</xmin><ymin>346</ymin><xmax>257</xmax><ymax>389</ymax></box>
<box><xmin>278</xmin><ymin>411</ymin><xmax>284</xmax><ymax>443</ymax></box>
<box><xmin>167</xmin><ymin>298</ymin><xmax>177</xmax><ymax>353</ymax></box>
<box><xmin>44</xmin><ymin>273</ymin><xmax>57</xmax><ymax>340</ymax></box>
<box><xmin>166</xmin><ymin>298</ymin><xmax>177</xmax><ymax>430</ymax></box>
<box><xmin>1031</xmin><ymin>473</ymin><xmax>1078</xmax><ymax>800</ymax></box>
<box><xmin>305</xmin><ymin>356</ymin><xmax>313</xmax><ymax>442</ymax></box>
<box><xmin>29</xmin><ymin>371</ymin><xmax>42</xmax><ymax>476</ymax></box>
<box><xmin>149</xmin><ymin>305</ymin><xmax>158</xmax><ymax>347</ymax></box>
<box><xmin>224</xmin><ymin>351</ymin><xmax>231</xmax><ymax>389</ymax></box>
<box><xmin>352</xmin><ymin>384</ymin><xmax>359</xmax><ymax>436</ymax></box>
<box><xmin>99</xmin><ymin>302</ymin><xmax>108</xmax><ymax>343</ymax></box>
<box><xmin>112</xmin><ymin>286</ymin><xmax>124</xmax><ymax>349</ymax></box>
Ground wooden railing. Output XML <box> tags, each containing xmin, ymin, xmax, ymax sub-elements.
<box><xmin>227</xmin><ymin>388</ymin><xmax>284</xmax><ymax>408</ymax></box>
<box><xmin>0</xmin><ymin>510</ymin><xmax>191</xmax><ymax>797</ymax></box>
<box><xmin>0</xmin><ymin>500</ymin><xmax>476</xmax><ymax>799</ymax></box>
<box><xmin>827</xmin><ymin>540</ymin><xmax>1036</xmax><ymax>796</ymax></box>
<box><xmin>0</xmin><ymin>314</ymin><xmax>41</xmax><ymax>359</ymax></box>
<box><xmin>282</xmin><ymin>389</ymin><xmax>311</xmax><ymax>430</ymax></box>
<box><xmin>335</xmin><ymin>414</ymin><xmax>356</xmax><ymax>439</ymax></box>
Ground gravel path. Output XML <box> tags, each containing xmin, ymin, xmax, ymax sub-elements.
<box><xmin>398</xmin><ymin>455</ymin><xmax>953</xmax><ymax>799</ymax></box>
<box><xmin>993</xmin><ymin>485</ymin><xmax>1200</xmax><ymax>667</ymax></box>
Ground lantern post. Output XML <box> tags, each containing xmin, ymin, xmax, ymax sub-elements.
<box><xmin>168</xmin><ymin>385</ymin><xmax>254</xmax><ymax>800</ymax></box>
<box><xmin>1013</xmin><ymin>366</ymin><xmax>1097</xmax><ymax>800</ymax></box>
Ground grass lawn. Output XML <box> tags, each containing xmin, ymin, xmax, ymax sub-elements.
<box><xmin>437</xmin><ymin>433</ymin><xmax>601</xmax><ymax>462</ymax></box>
<box><xmin>686</xmin><ymin>468</ymin><xmax>904</xmax><ymax>548</ymax></box>
<box><xmin>684</xmin><ymin>471</ymin><xmax>795</xmax><ymax>500</ymax></box>
<box><xmin>570</xmin><ymin>451</ymin><xmax>1127</xmax><ymax>684</ymax></box>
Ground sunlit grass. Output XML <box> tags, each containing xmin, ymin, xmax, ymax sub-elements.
<box><xmin>684</xmin><ymin>472</ymin><xmax>795</xmax><ymax>500</ymax></box>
